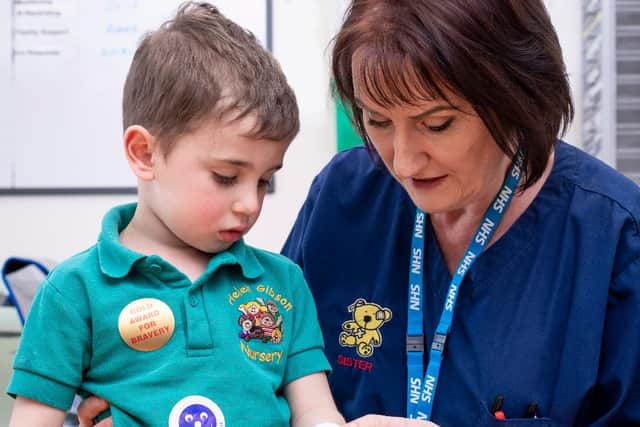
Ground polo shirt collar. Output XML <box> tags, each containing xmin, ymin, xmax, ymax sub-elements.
<box><xmin>204</xmin><ymin>239</ymin><xmax>263</xmax><ymax>280</ymax></box>
<box><xmin>97</xmin><ymin>203</ymin><xmax>264</xmax><ymax>280</ymax></box>
<box><xmin>97</xmin><ymin>203</ymin><xmax>145</xmax><ymax>279</ymax></box>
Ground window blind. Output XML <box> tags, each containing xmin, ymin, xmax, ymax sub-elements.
<box><xmin>617</xmin><ymin>0</ymin><xmax>640</xmax><ymax>184</ymax></box>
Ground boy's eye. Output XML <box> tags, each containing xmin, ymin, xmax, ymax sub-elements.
<box><xmin>258</xmin><ymin>178</ymin><xmax>272</xmax><ymax>189</ymax></box>
<box><xmin>213</xmin><ymin>173</ymin><xmax>237</xmax><ymax>185</ymax></box>
<box><xmin>426</xmin><ymin>117</ymin><xmax>454</xmax><ymax>132</ymax></box>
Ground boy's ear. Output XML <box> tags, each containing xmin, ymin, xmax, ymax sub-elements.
<box><xmin>124</xmin><ymin>125</ymin><xmax>158</xmax><ymax>181</ymax></box>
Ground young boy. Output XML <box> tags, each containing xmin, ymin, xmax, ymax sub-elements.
<box><xmin>7</xmin><ymin>3</ymin><xmax>344</xmax><ymax>426</ymax></box>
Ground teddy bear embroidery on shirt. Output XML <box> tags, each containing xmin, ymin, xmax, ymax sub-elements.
<box><xmin>339</xmin><ymin>298</ymin><xmax>392</xmax><ymax>357</ymax></box>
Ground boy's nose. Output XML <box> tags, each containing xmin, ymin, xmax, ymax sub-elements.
<box><xmin>232</xmin><ymin>191</ymin><xmax>260</xmax><ymax>218</ymax></box>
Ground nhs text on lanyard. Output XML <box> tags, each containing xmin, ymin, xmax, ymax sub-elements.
<box><xmin>406</xmin><ymin>158</ymin><xmax>522</xmax><ymax>420</ymax></box>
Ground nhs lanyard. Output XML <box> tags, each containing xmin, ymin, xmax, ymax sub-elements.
<box><xmin>406</xmin><ymin>158</ymin><xmax>522</xmax><ymax>420</ymax></box>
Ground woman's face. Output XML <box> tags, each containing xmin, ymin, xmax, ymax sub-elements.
<box><xmin>353</xmin><ymin>76</ymin><xmax>511</xmax><ymax>214</ymax></box>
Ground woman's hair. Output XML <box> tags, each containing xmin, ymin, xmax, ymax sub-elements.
<box><xmin>332</xmin><ymin>0</ymin><xmax>574</xmax><ymax>189</ymax></box>
<box><xmin>123</xmin><ymin>2</ymin><xmax>299</xmax><ymax>153</ymax></box>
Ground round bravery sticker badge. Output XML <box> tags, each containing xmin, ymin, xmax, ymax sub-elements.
<box><xmin>169</xmin><ymin>395</ymin><xmax>225</xmax><ymax>427</ymax></box>
<box><xmin>118</xmin><ymin>298</ymin><xmax>175</xmax><ymax>352</ymax></box>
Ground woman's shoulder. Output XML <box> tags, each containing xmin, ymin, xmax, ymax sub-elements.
<box><xmin>318</xmin><ymin>146</ymin><xmax>386</xmax><ymax>181</ymax></box>
<box><xmin>312</xmin><ymin>146</ymin><xmax>408</xmax><ymax>204</ymax></box>
<box><xmin>555</xmin><ymin>141</ymin><xmax>640</xmax><ymax>222</ymax></box>
<box><xmin>552</xmin><ymin>142</ymin><xmax>640</xmax><ymax>275</ymax></box>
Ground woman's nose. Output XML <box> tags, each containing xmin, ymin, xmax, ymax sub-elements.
<box><xmin>392</xmin><ymin>130</ymin><xmax>422</xmax><ymax>179</ymax></box>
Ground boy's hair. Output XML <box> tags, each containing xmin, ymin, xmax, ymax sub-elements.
<box><xmin>123</xmin><ymin>1</ymin><xmax>299</xmax><ymax>152</ymax></box>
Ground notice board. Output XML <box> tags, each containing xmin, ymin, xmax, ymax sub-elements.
<box><xmin>0</xmin><ymin>0</ymin><xmax>270</xmax><ymax>194</ymax></box>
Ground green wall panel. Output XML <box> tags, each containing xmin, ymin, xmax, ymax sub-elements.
<box><xmin>336</xmin><ymin>99</ymin><xmax>364</xmax><ymax>152</ymax></box>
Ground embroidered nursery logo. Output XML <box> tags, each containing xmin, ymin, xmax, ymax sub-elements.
<box><xmin>168</xmin><ymin>395</ymin><xmax>225</xmax><ymax>427</ymax></box>
<box><xmin>118</xmin><ymin>298</ymin><xmax>175</xmax><ymax>352</ymax></box>
<box><xmin>228</xmin><ymin>284</ymin><xmax>292</xmax><ymax>364</ymax></box>
<box><xmin>339</xmin><ymin>298</ymin><xmax>392</xmax><ymax>358</ymax></box>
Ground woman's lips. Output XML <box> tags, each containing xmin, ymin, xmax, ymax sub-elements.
<box><xmin>411</xmin><ymin>175</ymin><xmax>446</xmax><ymax>189</ymax></box>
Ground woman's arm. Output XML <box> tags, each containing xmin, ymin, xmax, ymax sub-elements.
<box><xmin>9</xmin><ymin>396</ymin><xmax>67</xmax><ymax>427</ymax></box>
<box><xmin>582</xmin><ymin>255</ymin><xmax>640</xmax><ymax>424</ymax></box>
<box><xmin>345</xmin><ymin>415</ymin><xmax>438</xmax><ymax>427</ymax></box>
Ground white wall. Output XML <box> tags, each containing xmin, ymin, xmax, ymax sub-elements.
<box><xmin>545</xmin><ymin>0</ymin><xmax>583</xmax><ymax>148</ymax></box>
<box><xmin>0</xmin><ymin>0</ymin><xmax>583</xmax><ymax>264</ymax></box>
<box><xmin>249</xmin><ymin>0</ymin><xmax>340</xmax><ymax>252</ymax></box>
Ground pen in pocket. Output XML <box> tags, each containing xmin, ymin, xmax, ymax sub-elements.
<box><xmin>491</xmin><ymin>395</ymin><xmax>506</xmax><ymax>420</ymax></box>
<box><xmin>525</xmin><ymin>401</ymin><xmax>539</xmax><ymax>418</ymax></box>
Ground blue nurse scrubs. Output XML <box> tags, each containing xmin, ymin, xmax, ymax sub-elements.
<box><xmin>282</xmin><ymin>142</ymin><xmax>640</xmax><ymax>426</ymax></box>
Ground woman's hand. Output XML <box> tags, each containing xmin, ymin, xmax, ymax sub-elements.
<box><xmin>345</xmin><ymin>415</ymin><xmax>439</xmax><ymax>427</ymax></box>
<box><xmin>77</xmin><ymin>396</ymin><xmax>112</xmax><ymax>427</ymax></box>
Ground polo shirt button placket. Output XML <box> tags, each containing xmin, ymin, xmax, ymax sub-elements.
<box><xmin>184</xmin><ymin>291</ymin><xmax>213</xmax><ymax>353</ymax></box>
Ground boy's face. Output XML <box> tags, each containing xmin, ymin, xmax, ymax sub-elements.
<box><xmin>145</xmin><ymin>114</ymin><xmax>290</xmax><ymax>254</ymax></box>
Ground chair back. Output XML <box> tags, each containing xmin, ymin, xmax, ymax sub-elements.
<box><xmin>1</xmin><ymin>257</ymin><xmax>55</xmax><ymax>324</ymax></box>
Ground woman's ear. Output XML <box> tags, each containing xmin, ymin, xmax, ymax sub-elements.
<box><xmin>124</xmin><ymin>125</ymin><xmax>158</xmax><ymax>181</ymax></box>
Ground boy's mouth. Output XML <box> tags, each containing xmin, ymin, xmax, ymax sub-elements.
<box><xmin>218</xmin><ymin>227</ymin><xmax>247</xmax><ymax>242</ymax></box>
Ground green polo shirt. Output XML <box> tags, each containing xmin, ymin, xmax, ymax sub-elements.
<box><xmin>8</xmin><ymin>203</ymin><xmax>330</xmax><ymax>426</ymax></box>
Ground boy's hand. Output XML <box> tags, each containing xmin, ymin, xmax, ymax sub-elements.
<box><xmin>77</xmin><ymin>396</ymin><xmax>112</xmax><ymax>427</ymax></box>
<box><xmin>345</xmin><ymin>415</ymin><xmax>439</xmax><ymax>427</ymax></box>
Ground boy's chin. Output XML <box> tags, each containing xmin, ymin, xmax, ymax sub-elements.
<box><xmin>201</xmin><ymin>240</ymin><xmax>237</xmax><ymax>255</ymax></box>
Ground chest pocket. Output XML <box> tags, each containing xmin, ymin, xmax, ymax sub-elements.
<box><xmin>474</xmin><ymin>401</ymin><xmax>557</xmax><ymax>427</ymax></box>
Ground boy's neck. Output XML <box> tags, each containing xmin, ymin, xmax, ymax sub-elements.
<box><xmin>120</xmin><ymin>205</ymin><xmax>212</xmax><ymax>283</ymax></box>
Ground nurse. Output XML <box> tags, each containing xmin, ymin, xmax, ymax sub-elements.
<box><xmin>282</xmin><ymin>0</ymin><xmax>640</xmax><ymax>425</ymax></box>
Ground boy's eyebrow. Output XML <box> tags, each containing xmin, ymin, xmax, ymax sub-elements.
<box><xmin>216</xmin><ymin>158</ymin><xmax>283</xmax><ymax>172</ymax></box>
<box><xmin>354</xmin><ymin>97</ymin><xmax>455</xmax><ymax>119</ymax></box>
<box><xmin>217</xmin><ymin>158</ymin><xmax>250</xmax><ymax>167</ymax></box>
<box><xmin>265</xmin><ymin>164</ymin><xmax>283</xmax><ymax>173</ymax></box>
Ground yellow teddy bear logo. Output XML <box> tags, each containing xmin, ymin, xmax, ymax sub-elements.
<box><xmin>339</xmin><ymin>298</ymin><xmax>392</xmax><ymax>357</ymax></box>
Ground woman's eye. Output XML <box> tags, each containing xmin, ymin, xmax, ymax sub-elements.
<box><xmin>366</xmin><ymin>118</ymin><xmax>390</xmax><ymax>128</ymax></box>
<box><xmin>426</xmin><ymin>117</ymin><xmax>454</xmax><ymax>132</ymax></box>
<box><xmin>213</xmin><ymin>173</ymin><xmax>237</xmax><ymax>185</ymax></box>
